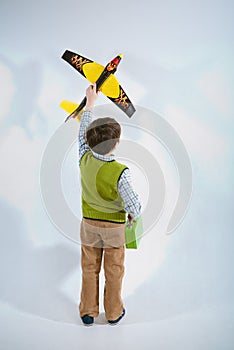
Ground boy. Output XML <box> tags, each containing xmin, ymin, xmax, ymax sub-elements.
<box><xmin>79</xmin><ymin>83</ymin><xmax>141</xmax><ymax>326</ymax></box>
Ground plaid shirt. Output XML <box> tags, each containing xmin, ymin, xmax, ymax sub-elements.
<box><xmin>78</xmin><ymin>110</ymin><xmax>141</xmax><ymax>218</ymax></box>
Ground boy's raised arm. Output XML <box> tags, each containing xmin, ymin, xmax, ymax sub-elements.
<box><xmin>85</xmin><ymin>83</ymin><xmax>99</xmax><ymax>111</ymax></box>
<box><xmin>78</xmin><ymin>84</ymin><xmax>99</xmax><ymax>162</ymax></box>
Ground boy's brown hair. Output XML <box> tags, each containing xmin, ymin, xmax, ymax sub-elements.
<box><xmin>86</xmin><ymin>117</ymin><xmax>121</xmax><ymax>155</ymax></box>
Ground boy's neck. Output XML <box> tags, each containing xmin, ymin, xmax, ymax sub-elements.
<box><xmin>104</xmin><ymin>151</ymin><xmax>114</xmax><ymax>156</ymax></box>
<box><xmin>104</xmin><ymin>142</ymin><xmax>119</xmax><ymax>156</ymax></box>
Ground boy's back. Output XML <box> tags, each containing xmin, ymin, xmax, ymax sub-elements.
<box><xmin>80</xmin><ymin>150</ymin><xmax>128</xmax><ymax>223</ymax></box>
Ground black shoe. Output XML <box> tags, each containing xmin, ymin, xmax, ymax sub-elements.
<box><xmin>108</xmin><ymin>309</ymin><xmax>125</xmax><ymax>325</ymax></box>
<box><xmin>81</xmin><ymin>315</ymin><xmax>94</xmax><ymax>326</ymax></box>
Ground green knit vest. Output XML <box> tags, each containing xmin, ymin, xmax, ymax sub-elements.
<box><xmin>80</xmin><ymin>151</ymin><xmax>128</xmax><ymax>223</ymax></box>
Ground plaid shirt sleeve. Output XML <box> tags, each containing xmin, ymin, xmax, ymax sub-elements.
<box><xmin>117</xmin><ymin>168</ymin><xmax>141</xmax><ymax>219</ymax></box>
<box><xmin>78</xmin><ymin>110</ymin><xmax>92</xmax><ymax>163</ymax></box>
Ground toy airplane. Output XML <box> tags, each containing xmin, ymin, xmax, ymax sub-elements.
<box><xmin>60</xmin><ymin>50</ymin><xmax>136</xmax><ymax>122</ymax></box>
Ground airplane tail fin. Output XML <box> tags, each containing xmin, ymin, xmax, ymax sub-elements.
<box><xmin>59</xmin><ymin>100</ymin><xmax>83</xmax><ymax>122</ymax></box>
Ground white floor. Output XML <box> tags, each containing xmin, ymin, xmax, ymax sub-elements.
<box><xmin>1</xmin><ymin>302</ymin><xmax>234</xmax><ymax>350</ymax></box>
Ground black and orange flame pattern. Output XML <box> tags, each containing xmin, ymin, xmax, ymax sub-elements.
<box><xmin>70</xmin><ymin>55</ymin><xmax>91</xmax><ymax>72</ymax></box>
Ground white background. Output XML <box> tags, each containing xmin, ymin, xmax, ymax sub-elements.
<box><xmin>0</xmin><ymin>0</ymin><xmax>234</xmax><ymax>349</ymax></box>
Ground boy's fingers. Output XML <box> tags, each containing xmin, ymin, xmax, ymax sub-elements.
<box><xmin>86</xmin><ymin>83</ymin><xmax>98</xmax><ymax>97</ymax></box>
<box><xmin>93</xmin><ymin>83</ymin><xmax>99</xmax><ymax>94</ymax></box>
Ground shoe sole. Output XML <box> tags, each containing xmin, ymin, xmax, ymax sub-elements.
<box><xmin>108</xmin><ymin>309</ymin><xmax>125</xmax><ymax>325</ymax></box>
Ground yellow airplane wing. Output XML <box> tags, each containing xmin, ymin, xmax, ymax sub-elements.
<box><xmin>62</xmin><ymin>50</ymin><xmax>104</xmax><ymax>82</ymax></box>
<box><xmin>101</xmin><ymin>77</ymin><xmax>136</xmax><ymax>117</ymax></box>
<box><xmin>59</xmin><ymin>100</ymin><xmax>83</xmax><ymax>122</ymax></box>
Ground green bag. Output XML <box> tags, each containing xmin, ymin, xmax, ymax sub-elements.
<box><xmin>125</xmin><ymin>215</ymin><xmax>143</xmax><ymax>249</ymax></box>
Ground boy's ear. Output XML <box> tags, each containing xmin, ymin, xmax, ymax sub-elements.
<box><xmin>113</xmin><ymin>140</ymin><xmax>120</xmax><ymax>150</ymax></box>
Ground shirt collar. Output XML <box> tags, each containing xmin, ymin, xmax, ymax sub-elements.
<box><xmin>91</xmin><ymin>150</ymin><xmax>115</xmax><ymax>162</ymax></box>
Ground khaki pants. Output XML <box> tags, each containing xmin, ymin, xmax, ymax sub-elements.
<box><xmin>79</xmin><ymin>218</ymin><xmax>125</xmax><ymax>321</ymax></box>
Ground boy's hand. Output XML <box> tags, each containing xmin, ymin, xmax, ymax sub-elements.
<box><xmin>85</xmin><ymin>83</ymin><xmax>99</xmax><ymax>111</ymax></box>
<box><xmin>127</xmin><ymin>214</ymin><xmax>134</xmax><ymax>228</ymax></box>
